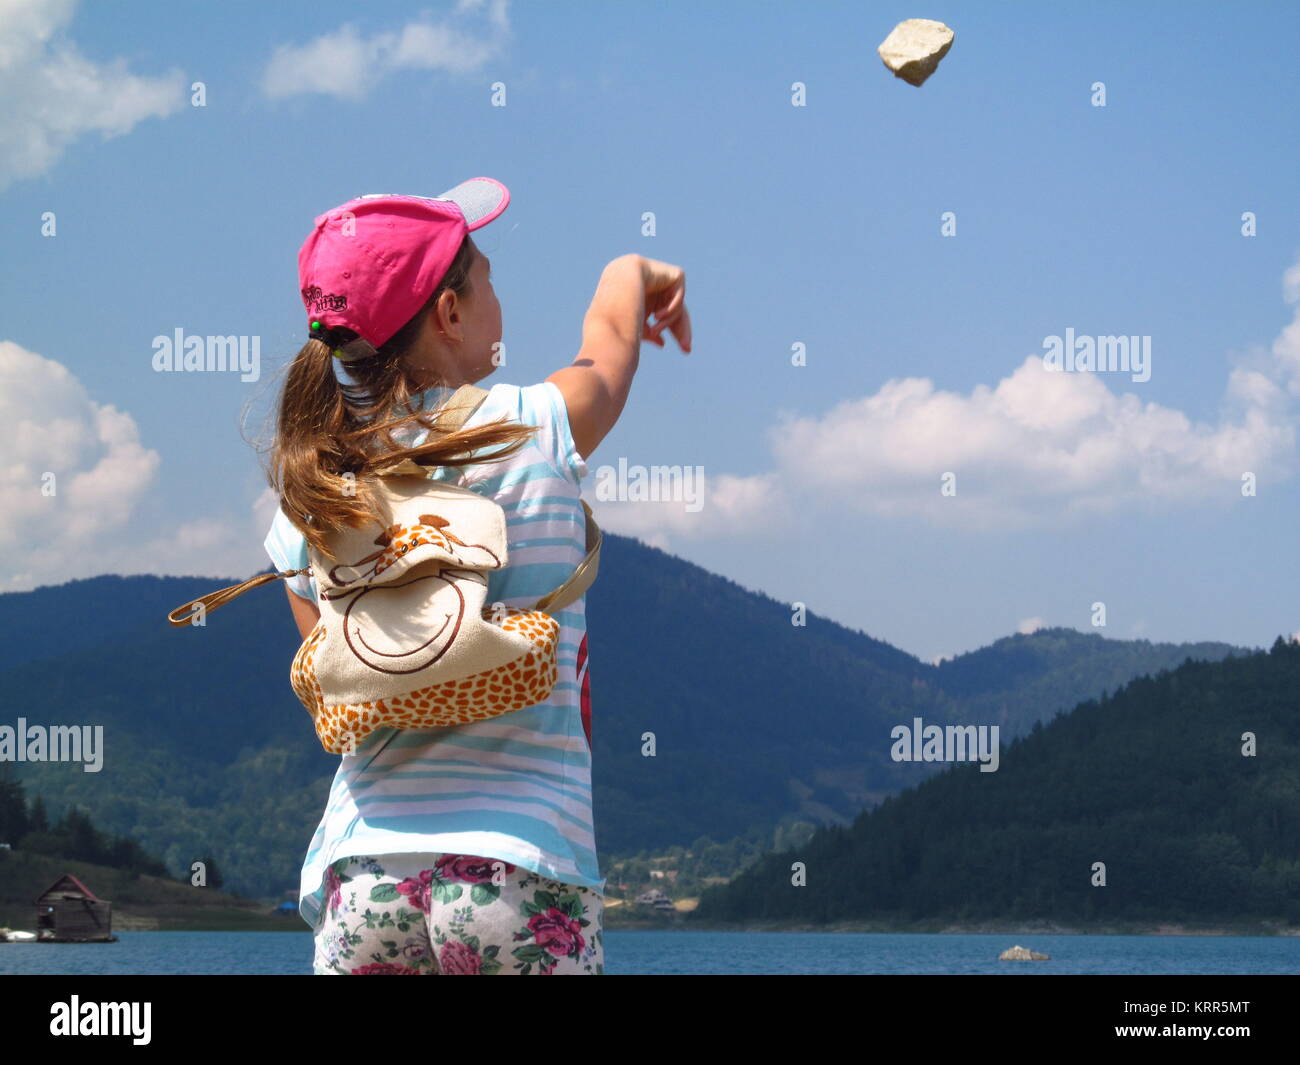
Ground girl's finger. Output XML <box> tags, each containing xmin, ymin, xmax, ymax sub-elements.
<box><xmin>654</xmin><ymin>283</ymin><xmax>684</xmax><ymax>326</ymax></box>
<box><xmin>670</xmin><ymin>305</ymin><xmax>692</xmax><ymax>352</ymax></box>
<box><xmin>642</xmin><ymin>319</ymin><xmax>666</xmax><ymax>346</ymax></box>
<box><xmin>648</xmin><ymin>291</ymin><xmax>685</xmax><ymax>341</ymax></box>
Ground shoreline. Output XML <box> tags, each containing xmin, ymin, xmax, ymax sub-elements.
<box><xmin>7</xmin><ymin>913</ymin><xmax>1294</xmax><ymax>936</ymax></box>
<box><xmin>604</xmin><ymin>914</ymin><xmax>1300</xmax><ymax>937</ymax></box>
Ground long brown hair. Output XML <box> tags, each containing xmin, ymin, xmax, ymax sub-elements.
<box><xmin>268</xmin><ymin>235</ymin><xmax>537</xmax><ymax>558</ymax></box>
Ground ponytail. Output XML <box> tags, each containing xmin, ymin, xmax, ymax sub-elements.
<box><xmin>267</xmin><ymin>238</ymin><xmax>538</xmax><ymax>559</ymax></box>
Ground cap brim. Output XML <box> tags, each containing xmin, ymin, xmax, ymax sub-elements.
<box><xmin>435</xmin><ymin>176</ymin><xmax>509</xmax><ymax>231</ymax></box>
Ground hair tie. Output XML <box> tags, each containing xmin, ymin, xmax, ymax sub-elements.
<box><xmin>306</xmin><ymin>323</ymin><xmax>376</xmax><ymax>362</ymax></box>
<box><xmin>308</xmin><ymin>321</ymin><xmax>345</xmax><ymax>359</ymax></box>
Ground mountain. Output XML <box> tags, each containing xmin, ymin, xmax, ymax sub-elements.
<box><xmin>693</xmin><ymin>639</ymin><xmax>1300</xmax><ymax>929</ymax></box>
<box><xmin>0</xmin><ymin>534</ymin><xmax>1250</xmax><ymax>899</ymax></box>
<box><xmin>929</xmin><ymin>627</ymin><xmax>1245</xmax><ymax>736</ymax></box>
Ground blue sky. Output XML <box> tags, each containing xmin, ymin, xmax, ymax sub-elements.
<box><xmin>2</xmin><ymin>0</ymin><xmax>1298</xmax><ymax>663</ymax></box>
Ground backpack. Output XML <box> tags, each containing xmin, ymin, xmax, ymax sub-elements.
<box><xmin>166</xmin><ymin>383</ymin><xmax>601</xmax><ymax>754</ymax></box>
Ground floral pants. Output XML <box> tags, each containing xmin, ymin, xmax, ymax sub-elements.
<box><xmin>311</xmin><ymin>852</ymin><xmax>604</xmax><ymax>975</ymax></box>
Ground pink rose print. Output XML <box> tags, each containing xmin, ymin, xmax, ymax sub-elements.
<box><xmin>350</xmin><ymin>962</ymin><xmax>420</xmax><ymax>975</ymax></box>
<box><xmin>401</xmin><ymin>941</ymin><xmax>431</xmax><ymax>966</ymax></box>
<box><xmin>436</xmin><ymin>854</ymin><xmax>517</xmax><ymax>883</ymax></box>
<box><xmin>528</xmin><ymin>908</ymin><xmax>585</xmax><ymax>962</ymax></box>
<box><xmin>324</xmin><ymin>864</ymin><xmax>343</xmax><ymax>914</ymax></box>
<box><xmin>395</xmin><ymin>869</ymin><xmax>434</xmax><ymax>913</ymax></box>
<box><xmin>439</xmin><ymin>939</ymin><xmax>483</xmax><ymax>975</ymax></box>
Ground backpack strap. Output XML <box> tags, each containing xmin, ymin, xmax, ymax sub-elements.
<box><xmin>437</xmin><ymin>383</ymin><xmax>489</xmax><ymax>431</ymax></box>
<box><xmin>371</xmin><ymin>383</ymin><xmax>489</xmax><ymax>477</ymax></box>
<box><xmin>375</xmin><ymin>382</ymin><xmax>601</xmax><ymax>614</ymax></box>
<box><xmin>167</xmin><ymin>567</ymin><xmax>312</xmax><ymax>627</ymax></box>
<box><xmin>534</xmin><ymin>499</ymin><xmax>602</xmax><ymax>614</ymax></box>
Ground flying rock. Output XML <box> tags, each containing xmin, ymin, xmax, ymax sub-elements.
<box><xmin>877</xmin><ymin>19</ymin><xmax>955</xmax><ymax>87</ymax></box>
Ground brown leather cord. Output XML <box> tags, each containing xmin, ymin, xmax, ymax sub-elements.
<box><xmin>167</xmin><ymin>568</ymin><xmax>313</xmax><ymax>627</ymax></box>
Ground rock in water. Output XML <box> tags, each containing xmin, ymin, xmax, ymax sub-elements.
<box><xmin>877</xmin><ymin>19</ymin><xmax>954</xmax><ymax>86</ymax></box>
<box><xmin>999</xmin><ymin>944</ymin><xmax>1051</xmax><ymax>961</ymax></box>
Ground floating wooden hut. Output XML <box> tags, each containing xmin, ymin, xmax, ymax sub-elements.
<box><xmin>34</xmin><ymin>873</ymin><xmax>117</xmax><ymax>942</ymax></box>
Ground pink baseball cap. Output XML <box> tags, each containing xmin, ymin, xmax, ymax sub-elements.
<box><xmin>297</xmin><ymin>176</ymin><xmax>509</xmax><ymax>361</ymax></box>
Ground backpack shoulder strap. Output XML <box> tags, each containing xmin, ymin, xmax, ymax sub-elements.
<box><xmin>534</xmin><ymin>499</ymin><xmax>602</xmax><ymax>614</ymax></box>
<box><xmin>372</xmin><ymin>383</ymin><xmax>489</xmax><ymax>478</ymax></box>
<box><xmin>438</xmin><ymin>383</ymin><xmax>600</xmax><ymax>613</ymax></box>
<box><xmin>437</xmin><ymin>383</ymin><xmax>489</xmax><ymax>432</ymax></box>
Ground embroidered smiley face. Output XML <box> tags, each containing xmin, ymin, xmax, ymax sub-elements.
<box><xmin>322</xmin><ymin>513</ymin><xmax>506</xmax><ymax>675</ymax></box>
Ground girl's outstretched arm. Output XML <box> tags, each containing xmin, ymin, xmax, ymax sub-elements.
<box><xmin>548</xmin><ymin>254</ymin><xmax>690</xmax><ymax>461</ymax></box>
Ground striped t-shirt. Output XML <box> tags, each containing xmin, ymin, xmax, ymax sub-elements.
<box><xmin>263</xmin><ymin>381</ymin><xmax>603</xmax><ymax>928</ymax></box>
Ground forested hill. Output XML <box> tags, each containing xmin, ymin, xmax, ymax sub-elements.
<box><xmin>0</xmin><ymin>535</ymin><xmax>1248</xmax><ymax>900</ymax></box>
<box><xmin>693</xmin><ymin>639</ymin><xmax>1300</xmax><ymax>929</ymax></box>
<box><xmin>929</xmin><ymin>626</ymin><xmax>1243</xmax><ymax>736</ymax></box>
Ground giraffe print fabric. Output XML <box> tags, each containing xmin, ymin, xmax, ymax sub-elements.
<box><xmin>292</xmin><ymin>604</ymin><xmax>562</xmax><ymax>753</ymax></box>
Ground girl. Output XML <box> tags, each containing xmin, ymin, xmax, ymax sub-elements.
<box><xmin>263</xmin><ymin>177</ymin><xmax>691</xmax><ymax>975</ymax></box>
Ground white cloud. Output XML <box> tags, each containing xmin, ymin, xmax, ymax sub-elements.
<box><xmin>1017</xmin><ymin>617</ymin><xmax>1046</xmax><ymax>635</ymax></box>
<box><xmin>589</xmin><ymin>470</ymin><xmax>784</xmax><ymax>546</ymax></box>
<box><xmin>456</xmin><ymin>0</ymin><xmax>510</xmax><ymax>32</ymax></box>
<box><xmin>110</xmin><ymin>510</ymin><xmax>268</xmax><ymax>582</ymax></box>
<box><xmin>0</xmin><ymin>0</ymin><xmax>185</xmax><ymax>192</ymax></box>
<box><xmin>1270</xmin><ymin>260</ymin><xmax>1300</xmax><ymax>396</ymax></box>
<box><xmin>262</xmin><ymin>2</ymin><xmax>511</xmax><ymax>101</ymax></box>
<box><xmin>592</xmin><ymin>258</ymin><xmax>1300</xmax><ymax>543</ymax></box>
<box><xmin>0</xmin><ymin>340</ymin><xmax>159</xmax><ymax>584</ymax></box>
<box><xmin>0</xmin><ymin>341</ymin><xmax>279</xmax><ymax>591</ymax></box>
<box><xmin>94</xmin><ymin>485</ymin><xmax>281</xmax><ymax>583</ymax></box>
<box><xmin>766</xmin><ymin>348</ymin><xmax>1295</xmax><ymax>528</ymax></box>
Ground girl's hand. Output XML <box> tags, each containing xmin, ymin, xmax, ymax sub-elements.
<box><xmin>639</xmin><ymin>256</ymin><xmax>692</xmax><ymax>353</ymax></box>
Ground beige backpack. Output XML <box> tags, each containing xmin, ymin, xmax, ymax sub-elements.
<box><xmin>167</xmin><ymin>384</ymin><xmax>601</xmax><ymax>754</ymax></box>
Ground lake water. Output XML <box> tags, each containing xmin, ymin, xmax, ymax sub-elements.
<box><xmin>1</xmin><ymin>930</ymin><xmax>1297</xmax><ymax>975</ymax></box>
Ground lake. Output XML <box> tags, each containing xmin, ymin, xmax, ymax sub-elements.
<box><xmin>1</xmin><ymin>930</ymin><xmax>1297</xmax><ymax>975</ymax></box>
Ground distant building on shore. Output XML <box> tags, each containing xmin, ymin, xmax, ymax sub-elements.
<box><xmin>634</xmin><ymin>888</ymin><xmax>676</xmax><ymax>912</ymax></box>
<box><xmin>35</xmin><ymin>873</ymin><xmax>117</xmax><ymax>942</ymax></box>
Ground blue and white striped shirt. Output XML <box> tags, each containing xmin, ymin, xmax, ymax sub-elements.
<box><xmin>263</xmin><ymin>381</ymin><xmax>603</xmax><ymax>928</ymax></box>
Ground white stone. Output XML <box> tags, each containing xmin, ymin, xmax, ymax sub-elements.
<box><xmin>999</xmin><ymin>944</ymin><xmax>1051</xmax><ymax>960</ymax></box>
<box><xmin>877</xmin><ymin>19</ymin><xmax>955</xmax><ymax>87</ymax></box>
